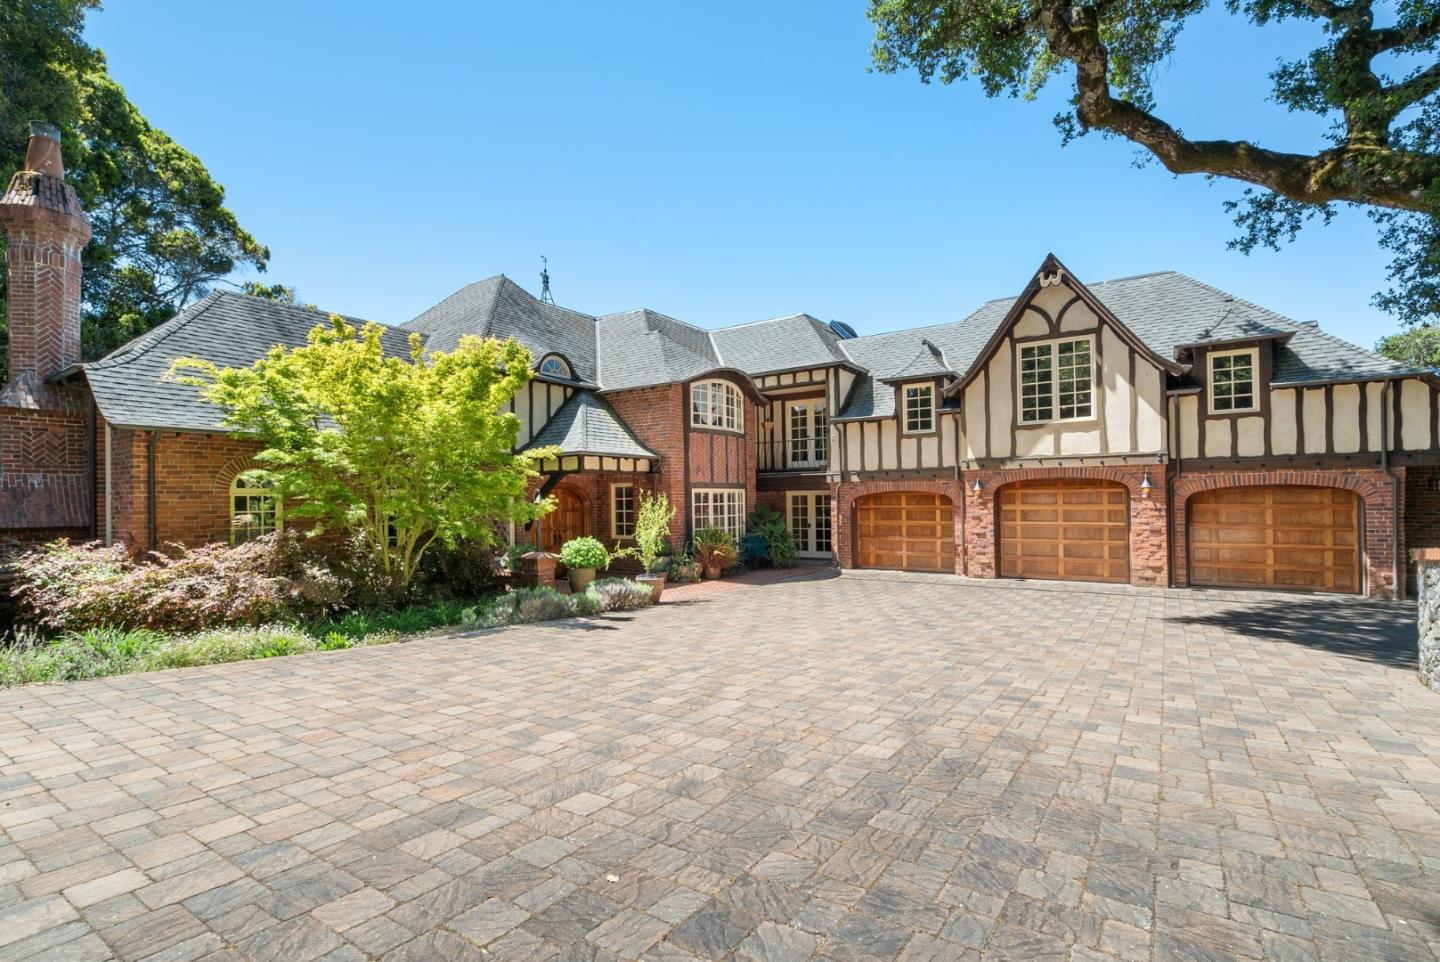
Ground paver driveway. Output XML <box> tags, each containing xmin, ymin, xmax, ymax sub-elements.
<box><xmin>2</xmin><ymin>572</ymin><xmax>1438</xmax><ymax>962</ymax></box>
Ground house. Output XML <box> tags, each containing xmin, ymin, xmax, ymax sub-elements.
<box><xmin>4</xmin><ymin>123</ymin><xmax>1438</xmax><ymax>599</ymax></box>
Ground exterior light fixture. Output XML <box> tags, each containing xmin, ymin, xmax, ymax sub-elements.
<box><xmin>1140</xmin><ymin>473</ymin><xmax>1154</xmax><ymax>499</ymax></box>
<box><xmin>971</xmin><ymin>478</ymin><xmax>984</xmax><ymax>497</ymax></box>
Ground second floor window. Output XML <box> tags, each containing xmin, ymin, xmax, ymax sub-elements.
<box><xmin>788</xmin><ymin>402</ymin><xmax>828</xmax><ymax>466</ymax></box>
<box><xmin>1020</xmin><ymin>337</ymin><xmax>1093</xmax><ymax>423</ymax></box>
<box><xmin>903</xmin><ymin>384</ymin><xmax>934</xmax><ymax>433</ymax></box>
<box><xmin>538</xmin><ymin>355</ymin><xmax>572</xmax><ymax>379</ymax></box>
<box><xmin>1210</xmin><ymin>349</ymin><xmax>1258</xmax><ymax>412</ymax></box>
<box><xmin>691</xmin><ymin>380</ymin><xmax>743</xmax><ymax>432</ymax></box>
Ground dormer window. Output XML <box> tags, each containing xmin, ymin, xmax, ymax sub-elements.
<box><xmin>1209</xmin><ymin>348</ymin><xmax>1258</xmax><ymax>413</ymax></box>
<box><xmin>903</xmin><ymin>383</ymin><xmax>935</xmax><ymax>433</ymax></box>
<box><xmin>691</xmin><ymin>380</ymin><xmax>743</xmax><ymax>432</ymax></box>
<box><xmin>538</xmin><ymin>354</ymin><xmax>572</xmax><ymax>379</ymax></box>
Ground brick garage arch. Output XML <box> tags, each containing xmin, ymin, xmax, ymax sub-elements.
<box><xmin>1171</xmin><ymin>467</ymin><xmax>1400</xmax><ymax>598</ymax></box>
<box><xmin>835</xmin><ymin>479</ymin><xmax>963</xmax><ymax>574</ymax></box>
<box><xmin>964</xmin><ymin>464</ymin><xmax>1168</xmax><ymax>587</ymax></box>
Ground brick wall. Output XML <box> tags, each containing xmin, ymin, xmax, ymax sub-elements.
<box><xmin>1403</xmin><ymin>464</ymin><xmax>1440</xmax><ymax>598</ymax></box>
<box><xmin>835</xmin><ymin>478</ymin><xmax>965</xmax><ymax>574</ymax></box>
<box><xmin>1171</xmin><ymin>465</ymin><xmax>1402</xmax><ymax>599</ymax></box>
<box><xmin>607</xmin><ymin>385</ymin><xmax>687</xmax><ymax>549</ymax></box>
<box><xmin>0</xmin><ymin>401</ymin><xmax>91</xmax><ymax>538</ymax></box>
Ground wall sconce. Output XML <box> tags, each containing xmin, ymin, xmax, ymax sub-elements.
<box><xmin>761</xmin><ymin>416</ymin><xmax>774</xmax><ymax>432</ymax></box>
<box><xmin>1140</xmin><ymin>473</ymin><xmax>1153</xmax><ymax>499</ymax></box>
<box><xmin>971</xmin><ymin>478</ymin><xmax>984</xmax><ymax>498</ymax></box>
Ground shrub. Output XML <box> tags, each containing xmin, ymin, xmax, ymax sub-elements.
<box><xmin>10</xmin><ymin>533</ymin><xmax>346</xmax><ymax>634</ymax></box>
<box><xmin>502</xmin><ymin>542</ymin><xmax>538</xmax><ymax>573</ymax></box>
<box><xmin>559</xmin><ymin>536</ymin><xmax>609</xmax><ymax>570</ymax></box>
<box><xmin>693</xmin><ymin>526</ymin><xmax>739</xmax><ymax>572</ymax></box>
<box><xmin>745</xmin><ymin>505</ymin><xmax>796</xmax><ymax>569</ymax></box>
<box><xmin>0</xmin><ymin>626</ymin><xmax>165</xmax><ymax>685</ymax></box>
<box><xmin>657</xmin><ymin>551</ymin><xmax>700</xmax><ymax>584</ymax></box>
<box><xmin>417</xmin><ymin>538</ymin><xmax>504</xmax><ymax>601</ymax></box>
<box><xmin>590</xmin><ymin>578</ymin><xmax>653</xmax><ymax>612</ymax></box>
<box><xmin>145</xmin><ymin>626</ymin><xmax>314</xmax><ymax>669</ymax></box>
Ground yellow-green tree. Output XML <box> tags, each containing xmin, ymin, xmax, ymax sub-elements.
<box><xmin>173</xmin><ymin>317</ymin><xmax>555</xmax><ymax>595</ymax></box>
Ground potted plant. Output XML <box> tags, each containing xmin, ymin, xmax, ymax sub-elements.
<box><xmin>693</xmin><ymin>526</ymin><xmax>738</xmax><ymax>580</ymax></box>
<box><xmin>559</xmin><ymin>536</ymin><xmax>609</xmax><ymax>592</ymax></box>
<box><xmin>614</xmin><ymin>492</ymin><xmax>677</xmax><ymax>602</ymax></box>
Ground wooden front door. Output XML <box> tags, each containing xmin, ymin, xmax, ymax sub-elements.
<box><xmin>999</xmin><ymin>480</ymin><xmax>1129</xmax><ymax>584</ymax></box>
<box><xmin>854</xmin><ymin>492</ymin><xmax>955</xmax><ymax>573</ymax></box>
<box><xmin>1189</xmin><ymin>486</ymin><xmax>1360</xmax><ymax>593</ymax></box>
<box><xmin>541</xmin><ymin>489</ymin><xmax>586</xmax><ymax>554</ymax></box>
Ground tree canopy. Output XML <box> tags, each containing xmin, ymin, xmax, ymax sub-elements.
<box><xmin>1377</xmin><ymin>323</ymin><xmax>1440</xmax><ymax>367</ymax></box>
<box><xmin>1</xmin><ymin>0</ymin><xmax>268</xmax><ymax>375</ymax></box>
<box><xmin>172</xmin><ymin>320</ymin><xmax>556</xmax><ymax>597</ymax></box>
<box><xmin>868</xmin><ymin>0</ymin><xmax>1440</xmax><ymax>324</ymax></box>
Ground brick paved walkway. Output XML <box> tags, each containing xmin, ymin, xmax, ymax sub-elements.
<box><xmin>1</xmin><ymin>574</ymin><xmax>1437</xmax><ymax>961</ymax></box>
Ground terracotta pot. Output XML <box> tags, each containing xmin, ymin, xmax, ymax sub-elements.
<box><xmin>702</xmin><ymin>562</ymin><xmax>724</xmax><ymax>580</ymax></box>
<box><xmin>637</xmin><ymin>572</ymin><xmax>666</xmax><ymax>603</ymax></box>
<box><xmin>567</xmin><ymin>567</ymin><xmax>597</xmax><ymax>592</ymax></box>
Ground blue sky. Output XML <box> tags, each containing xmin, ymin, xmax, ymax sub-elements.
<box><xmin>88</xmin><ymin>2</ymin><xmax>1401</xmax><ymax>348</ymax></box>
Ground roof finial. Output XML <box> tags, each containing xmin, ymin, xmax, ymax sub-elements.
<box><xmin>539</xmin><ymin>255</ymin><xmax>554</xmax><ymax>305</ymax></box>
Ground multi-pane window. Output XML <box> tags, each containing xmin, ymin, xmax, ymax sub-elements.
<box><xmin>230</xmin><ymin>475</ymin><xmax>280</xmax><ymax>544</ymax></box>
<box><xmin>1020</xmin><ymin>337</ymin><xmax>1092</xmax><ymax>422</ymax></box>
<box><xmin>691</xmin><ymin>380</ymin><xmax>743</xmax><ymax>432</ymax></box>
<box><xmin>611</xmin><ymin>483</ymin><xmax>636</xmax><ymax>538</ymax></box>
<box><xmin>903</xmin><ymin>384</ymin><xmax>934</xmax><ymax>433</ymax></box>
<box><xmin>538</xmin><ymin>355</ymin><xmax>572</xmax><ymax>379</ymax></box>
<box><xmin>692</xmin><ymin>489</ymin><xmax>745</xmax><ymax>542</ymax></box>
<box><xmin>787</xmin><ymin>402</ymin><xmax>828</xmax><ymax>466</ymax></box>
<box><xmin>1210</xmin><ymin>349</ymin><xmax>1257</xmax><ymax>412</ymax></box>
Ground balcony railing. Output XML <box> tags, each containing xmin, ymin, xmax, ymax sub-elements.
<box><xmin>755</xmin><ymin>440</ymin><xmax>828</xmax><ymax>473</ymax></box>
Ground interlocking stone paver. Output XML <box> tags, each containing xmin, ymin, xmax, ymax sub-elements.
<box><xmin>1</xmin><ymin>572</ymin><xmax>1438</xmax><ymax>960</ymax></box>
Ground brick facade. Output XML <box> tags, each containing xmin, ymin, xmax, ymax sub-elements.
<box><xmin>1406</xmin><ymin>464</ymin><xmax>1440</xmax><ymax>597</ymax></box>
<box><xmin>959</xmin><ymin>465</ymin><xmax>1169</xmax><ymax>587</ymax></box>
<box><xmin>1170</xmin><ymin>466</ymin><xmax>1402</xmax><ymax>599</ymax></box>
<box><xmin>835</xmin><ymin>478</ymin><xmax>965</xmax><ymax>575</ymax></box>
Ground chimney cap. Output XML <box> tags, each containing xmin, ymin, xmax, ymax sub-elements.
<box><xmin>28</xmin><ymin>121</ymin><xmax>61</xmax><ymax>143</ymax></box>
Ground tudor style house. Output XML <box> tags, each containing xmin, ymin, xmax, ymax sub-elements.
<box><xmin>4</xmin><ymin>123</ymin><xmax>1439</xmax><ymax>599</ymax></box>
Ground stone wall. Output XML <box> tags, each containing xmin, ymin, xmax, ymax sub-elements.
<box><xmin>1412</xmin><ymin>549</ymin><xmax>1440</xmax><ymax>694</ymax></box>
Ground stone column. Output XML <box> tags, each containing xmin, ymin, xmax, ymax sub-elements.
<box><xmin>1412</xmin><ymin>548</ymin><xmax>1440</xmax><ymax>694</ymax></box>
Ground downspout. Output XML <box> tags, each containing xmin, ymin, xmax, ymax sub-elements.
<box><xmin>1380</xmin><ymin>380</ymin><xmax>1401</xmax><ymax>599</ymax></box>
<box><xmin>1168</xmin><ymin>393</ymin><xmax>1182</xmax><ymax>589</ymax></box>
<box><xmin>146</xmin><ymin>430</ymin><xmax>158</xmax><ymax>553</ymax></box>
<box><xmin>104</xmin><ymin>421</ymin><xmax>113</xmax><ymax>546</ymax></box>
<box><xmin>85</xmin><ymin>401</ymin><xmax>96</xmax><ymax>540</ymax></box>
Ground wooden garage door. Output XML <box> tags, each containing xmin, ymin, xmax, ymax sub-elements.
<box><xmin>854</xmin><ymin>493</ymin><xmax>955</xmax><ymax>572</ymax></box>
<box><xmin>999</xmin><ymin>480</ymin><xmax>1129</xmax><ymax>583</ymax></box>
<box><xmin>1189</xmin><ymin>487</ymin><xmax>1359</xmax><ymax>593</ymax></box>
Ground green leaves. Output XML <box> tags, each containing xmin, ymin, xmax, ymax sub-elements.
<box><xmin>172</xmin><ymin>318</ymin><xmax>558</xmax><ymax>597</ymax></box>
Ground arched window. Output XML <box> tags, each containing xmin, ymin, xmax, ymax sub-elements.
<box><xmin>690</xmin><ymin>379</ymin><xmax>744</xmax><ymax>432</ymax></box>
<box><xmin>230</xmin><ymin>473</ymin><xmax>281</xmax><ymax>544</ymax></box>
<box><xmin>538</xmin><ymin>354</ymin><xmax>572</xmax><ymax>379</ymax></box>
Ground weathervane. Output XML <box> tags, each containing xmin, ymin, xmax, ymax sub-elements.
<box><xmin>540</xmin><ymin>256</ymin><xmax>554</xmax><ymax>304</ymax></box>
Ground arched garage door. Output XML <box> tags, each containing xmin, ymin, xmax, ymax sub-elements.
<box><xmin>999</xmin><ymin>480</ymin><xmax>1129</xmax><ymax>584</ymax></box>
<box><xmin>1189</xmin><ymin>486</ymin><xmax>1360</xmax><ymax>593</ymax></box>
<box><xmin>854</xmin><ymin>493</ymin><xmax>955</xmax><ymax>572</ymax></box>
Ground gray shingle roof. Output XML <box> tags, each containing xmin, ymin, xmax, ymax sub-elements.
<box><xmin>709</xmin><ymin>314</ymin><xmax>852</xmax><ymax>375</ymax></box>
<box><xmin>834</xmin><ymin>270</ymin><xmax>1426</xmax><ymax>420</ymax></box>
<box><xmin>594</xmin><ymin>309</ymin><xmax>725</xmax><ymax>391</ymax></box>
<box><xmin>401</xmin><ymin>275</ymin><xmax>598</xmax><ymax>384</ymax></box>
<box><xmin>522</xmin><ymin>391</ymin><xmax>658</xmax><ymax>459</ymax></box>
<box><xmin>84</xmin><ymin>292</ymin><xmax>414</xmax><ymax>431</ymax></box>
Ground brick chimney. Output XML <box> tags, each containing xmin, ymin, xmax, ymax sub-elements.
<box><xmin>0</xmin><ymin>121</ymin><xmax>91</xmax><ymax>405</ymax></box>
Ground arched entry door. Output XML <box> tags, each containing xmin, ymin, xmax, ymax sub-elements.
<box><xmin>541</xmin><ymin>488</ymin><xmax>586</xmax><ymax>554</ymax></box>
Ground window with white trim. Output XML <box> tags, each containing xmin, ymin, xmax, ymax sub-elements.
<box><xmin>1019</xmin><ymin>336</ymin><xmax>1093</xmax><ymax>423</ymax></box>
<box><xmin>1209</xmin><ymin>348</ymin><xmax>1258</xmax><ymax>413</ymax></box>
<box><xmin>230</xmin><ymin>474</ymin><xmax>280</xmax><ymax>544</ymax></box>
<box><xmin>903</xmin><ymin>383</ymin><xmax>934</xmax><ymax>433</ymax></box>
<box><xmin>691</xmin><ymin>489</ymin><xmax>745</xmax><ymax>542</ymax></box>
<box><xmin>611</xmin><ymin>483</ymin><xmax>636</xmax><ymax>538</ymax></box>
<box><xmin>538</xmin><ymin>355</ymin><xmax>572</xmax><ymax>379</ymax></box>
<box><xmin>690</xmin><ymin>380</ymin><xmax>743</xmax><ymax>432</ymax></box>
